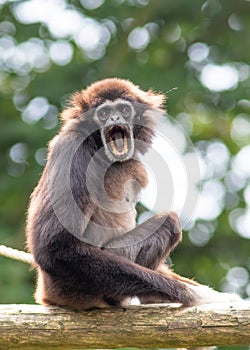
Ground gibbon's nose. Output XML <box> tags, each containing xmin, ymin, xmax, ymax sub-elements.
<box><xmin>111</xmin><ymin>114</ymin><xmax>120</xmax><ymax>122</ymax></box>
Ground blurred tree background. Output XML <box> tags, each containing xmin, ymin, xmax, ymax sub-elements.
<box><xmin>0</xmin><ymin>0</ymin><xmax>250</xmax><ymax>347</ymax></box>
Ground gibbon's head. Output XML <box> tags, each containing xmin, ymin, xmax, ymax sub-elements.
<box><xmin>61</xmin><ymin>78</ymin><xmax>166</xmax><ymax>162</ymax></box>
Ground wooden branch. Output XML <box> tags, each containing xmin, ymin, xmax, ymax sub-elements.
<box><xmin>0</xmin><ymin>302</ymin><xmax>250</xmax><ymax>349</ymax></box>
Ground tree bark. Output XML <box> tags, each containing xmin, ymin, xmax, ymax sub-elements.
<box><xmin>0</xmin><ymin>302</ymin><xmax>249</xmax><ymax>349</ymax></box>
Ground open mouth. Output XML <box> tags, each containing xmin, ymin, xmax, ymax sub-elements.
<box><xmin>105</xmin><ymin>124</ymin><xmax>132</xmax><ymax>159</ymax></box>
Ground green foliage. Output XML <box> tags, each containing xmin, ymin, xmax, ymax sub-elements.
<box><xmin>0</xmin><ymin>1</ymin><xmax>250</xmax><ymax>342</ymax></box>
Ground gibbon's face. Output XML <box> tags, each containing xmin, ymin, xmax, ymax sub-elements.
<box><xmin>94</xmin><ymin>99</ymin><xmax>136</xmax><ymax>162</ymax></box>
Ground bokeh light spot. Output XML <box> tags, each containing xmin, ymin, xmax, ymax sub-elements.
<box><xmin>9</xmin><ymin>143</ymin><xmax>28</xmax><ymax>164</ymax></box>
<box><xmin>188</xmin><ymin>42</ymin><xmax>209</xmax><ymax>62</ymax></box>
<box><xmin>231</xmin><ymin>113</ymin><xmax>250</xmax><ymax>145</ymax></box>
<box><xmin>35</xmin><ymin>148</ymin><xmax>47</xmax><ymax>166</ymax></box>
<box><xmin>80</xmin><ymin>0</ymin><xmax>105</xmax><ymax>10</ymax></box>
<box><xmin>22</xmin><ymin>97</ymin><xmax>49</xmax><ymax>124</ymax></box>
<box><xmin>128</xmin><ymin>27</ymin><xmax>150</xmax><ymax>50</ymax></box>
<box><xmin>49</xmin><ymin>40</ymin><xmax>73</xmax><ymax>66</ymax></box>
<box><xmin>232</xmin><ymin>145</ymin><xmax>250</xmax><ymax>178</ymax></box>
<box><xmin>200</xmin><ymin>64</ymin><xmax>239</xmax><ymax>92</ymax></box>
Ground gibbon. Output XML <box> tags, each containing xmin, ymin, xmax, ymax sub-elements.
<box><xmin>26</xmin><ymin>78</ymin><xmax>240</xmax><ymax>309</ymax></box>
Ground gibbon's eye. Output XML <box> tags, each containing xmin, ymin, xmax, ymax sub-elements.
<box><xmin>117</xmin><ymin>103</ymin><xmax>132</xmax><ymax>118</ymax></box>
<box><xmin>97</xmin><ymin>106</ymin><xmax>112</xmax><ymax>121</ymax></box>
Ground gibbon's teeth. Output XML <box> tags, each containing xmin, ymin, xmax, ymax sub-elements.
<box><xmin>106</xmin><ymin>125</ymin><xmax>130</xmax><ymax>157</ymax></box>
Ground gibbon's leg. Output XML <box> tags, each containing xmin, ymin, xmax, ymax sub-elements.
<box><xmin>103</xmin><ymin>211</ymin><xmax>198</xmax><ymax>305</ymax></box>
<box><xmin>104</xmin><ymin>212</ymin><xmax>242</xmax><ymax>305</ymax></box>
<box><xmin>34</xmin><ymin>231</ymin><xmax>199</xmax><ymax>309</ymax></box>
<box><xmin>104</xmin><ymin>211</ymin><xmax>199</xmax><ymax>284</ymax></box>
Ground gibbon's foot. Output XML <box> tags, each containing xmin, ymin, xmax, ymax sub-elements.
<box><xmin>188</xmin><ymin>284</ymin><xmax>242</xmax><ymax>304</ymax></box>
<box><xmin>121</xmin><ymin>296</ymin><xmax>141</xmax><ymax>306</ymax></box>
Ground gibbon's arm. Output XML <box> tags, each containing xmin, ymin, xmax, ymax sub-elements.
<box><xmin>27</xmin><ymin>131</ymin><xmax>96</xmax><ymax>255</ymax></box>
<box><xmin>104</xmin><ymin>211</ymin><xmax>182</xmax><ymax>269</ymax></box>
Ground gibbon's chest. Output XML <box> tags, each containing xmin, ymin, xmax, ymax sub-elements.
<box><xmin>103</xmin><ymin>158</ymin><xmax>148</xmax><ymax>199</ymax></box>
<box><xmin>102</xmin><ymin>159</ymin><xmax>148</xmax><ymax>212</ymax></box>
<box><xmin>89</xmin><ymin>159</ymin><xmax>148</xmax><ymax>241</ymax></box>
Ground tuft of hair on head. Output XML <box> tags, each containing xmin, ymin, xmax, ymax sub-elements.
<box><xmin>60</xmin><ymin>78</ymin><xmax>166</xmax><ymax>122</ymax></box>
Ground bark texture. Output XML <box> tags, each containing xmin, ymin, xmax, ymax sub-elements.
<box><xmin>0</xmin><ymin>302</ymin><xmax>249</xmax><ymax>349</ymax></box>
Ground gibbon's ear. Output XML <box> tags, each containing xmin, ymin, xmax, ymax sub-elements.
<box><xmin>60</xmin><ymin>78</ymin><xmax>166</xmax><ymax>122</ymax></box>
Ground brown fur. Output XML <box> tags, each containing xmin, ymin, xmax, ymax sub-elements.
<box><xmin>61</xmin><ymin>78</ymin><xmax>166</xmax><ymax>121</ymax></box>
<box><xmin>27</xmin><ymin>78</ymin><xmax>199</xmax><ymax>310</ymax></box>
